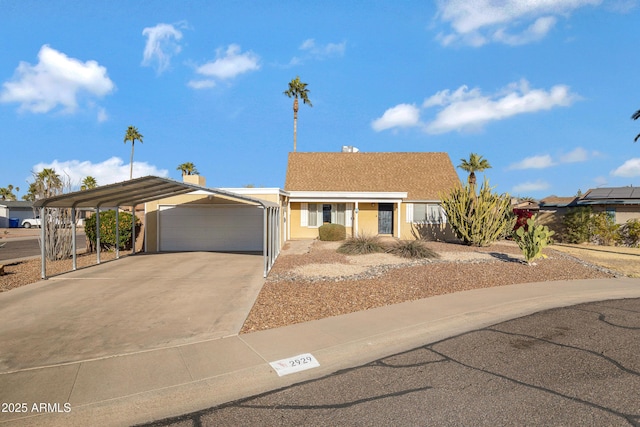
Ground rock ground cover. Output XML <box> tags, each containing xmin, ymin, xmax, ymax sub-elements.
<box><xmin>240</xmin><ymin>240</ymin><xmax>616</xmax><ymax>333</ymax></box>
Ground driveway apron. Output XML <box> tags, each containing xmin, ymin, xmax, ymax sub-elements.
<box><xmin>0</xmin><ymin>252</ymin><xmax>265</xmax><ymax>373</ymax></box>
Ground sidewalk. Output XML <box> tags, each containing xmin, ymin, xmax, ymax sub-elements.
<box><xmin>1</xmin><ymin>277</ymin><xmax>639</xmax><ymax>426</ymax></box>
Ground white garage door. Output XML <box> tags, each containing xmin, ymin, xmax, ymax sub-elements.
<box><xmin>159</xmin><ymin>205</ymin><xmax>263</xmax><ymax>252</ymax></box>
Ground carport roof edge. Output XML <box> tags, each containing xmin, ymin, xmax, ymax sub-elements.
<box><xmin>33</xmin><ymin>176</ymin><xmax>279</xmax><ymax>209</ymax></box>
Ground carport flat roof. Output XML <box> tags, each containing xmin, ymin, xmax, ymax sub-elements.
<box><xmin>33</xmin><ymin>176</ymin><xmax>279</xmax><ymax>209</ymax></box>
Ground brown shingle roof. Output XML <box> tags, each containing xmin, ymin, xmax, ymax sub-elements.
<box><xmin>284</xmin><ymin>152</ymin><xmax>461</xmax><ymax>200</ymax></box>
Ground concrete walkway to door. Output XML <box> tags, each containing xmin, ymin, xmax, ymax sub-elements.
<box><xmin>0</xmin><ymin>252</ymin><xmax>265</xmax><ymax>372</ymax></box>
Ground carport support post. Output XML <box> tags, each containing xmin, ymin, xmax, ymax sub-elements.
<box><xmin>131</xmin><ymin>204</ymin><xmax>136</xmax><ymax>255</ymax></box>
<box><xmin>115</xmin><ymin>208</ymin><xmax>120</xmax><ymax>259</ymax></box>
<box><xmin>71</xmin><ymin>207</ymin><xmax>77</xmax><ymax>270</ymax></box>
<box><xmin>96</xmin><ymin>207</ymin><xmax>101</xmax><ymax>264</ymax></box>
<box><xmin>40</xmin><ymin>207</ymin><xmax>46</xmax><ymax>279</ymax></box>
<box><xmin>263</xmin><ymin>207</ymin><xmax>268</xmax><ymax>277</ymax></box>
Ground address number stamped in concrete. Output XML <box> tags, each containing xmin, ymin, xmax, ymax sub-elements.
<box><xmin>269</xmin><ymin>353</ymin><xmax>320</xmax><ymax>376</ymax></box>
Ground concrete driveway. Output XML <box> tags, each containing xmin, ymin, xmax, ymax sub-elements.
<box><xmin>0</xmin><ymin>252</ymin><xmax>265</xmax><ymax>373</ymax></box>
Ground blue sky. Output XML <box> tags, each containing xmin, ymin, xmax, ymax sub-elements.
<box><xmin>1</xmin><ymin>0</ymin><xmax>639</xmax><ymax>199</ymax></box>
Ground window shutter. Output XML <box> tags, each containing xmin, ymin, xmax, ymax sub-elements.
<box><xmin>301</xmin><ymin>203</ymin><xmax>308</xmax><ymax>227</ymax></box>
<box><xmin>346</xmin><ymin>203</ymin><xmax>353</xmax><ymax>227</ymax></box>
<box><xmin>406</xmin><ymin>203</ymin><xmax>414</xmax><ymax>222</ymax></box>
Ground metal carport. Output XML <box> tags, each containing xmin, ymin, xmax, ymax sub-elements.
<box><xmin>33</xmin><ymin>176</ymin><xmax>281</xmax><ymax>279</ymax></box>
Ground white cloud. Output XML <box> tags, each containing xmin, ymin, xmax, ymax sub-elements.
<box><xmin>423</xmin><ymin>80</ymin><xmax>577</xmax><ymax>134</ymax></box>
<box><xmin>493</xmin><ymin>16</ymin><xmax>557</xmax><ymax>46</ymax></box>
<box><xmin>508</xmin><ymin>155</ymin><xmax>556</xmax><ymax>170</ymax></box>
<box><xmin>284</xmin><ymin>39</ymin><xmax>347</xmax><ymax>67</ymax></box>
<box><xmin>435</xmin><ymin>0</ymin><xmax>601</xmax><ymax>46</ymax></box>
<box><xmin>299</xmin><ymin>38</ymin><xmax>346</xmax><ymax>59</ymax></box>
<box><xmin>560</xmin><ymin>147</ymin><xmax>589</xmax><ymax>163</ymax></box>
<box><xmin>187</xmin><ymin>79</ymin><xmax>216</xmax><ymax>89</ymax></box>
<box><xmin>0</xmin><ymin>45</ymin><xmax>114</xmax><ymax>114</ymax></box>
<box><xmin>512</xmin><ymin>180</ymin><xmax>550</xmax><ymax>193</ymax></box>
<box><xmin>611</xmin><ymin>158</ymin><xmax>640</xmax><ymax>177</ymax></box>
<box><xmin>193</xmin><ymin>44</ymin><xmax>260</xmax><ymax>83</ymax></box>
<box><xmin>371</xmin><ymin>104</ymin><xmax>421</xmax><ymax>132</ymax></box>
<box><xmin>142</xmin><ymin>22</ymin><xmax>185</xmax><ymax>74</ymax></box>
<box><xmin>30</xmin><ymin>157</ymin><xmax>168</xmax><ymax>188</ymax></box>
<box><xmin>97</xmin><ymin>107</ymin><xmax>108</xmax><ymax>123</ymax></box>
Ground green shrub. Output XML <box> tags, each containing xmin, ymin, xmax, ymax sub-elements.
<box><xmin>590</xmin><ymin>212</ymin><xmax>621</xmax><ymax>246</ymax></box>
<box><xmin>318</xmin><ymin>223</ymin><xmax>346</xmax><ymax>241</ymax></box>
<box><xmin>513</xmin><ymin>215</ymin><xmax>555</xmax><ymax>265</ymax></box>
<box><xmin>619</xmin><ymin>219</ymin><xmax>640</xmax><ymax>247</ymax></box>
<box><xmin>84</xmin><ymin>210</ymin><xmax>140</xmax><ymax>251</ymax></box>
<box><xmin>439</xmin><ymin>178</ymin><xmax>515</xmax><ymax>247</ymax></box>
<box><xmin>387</xmin><ymin>240</ymin><xmax>439</xmax><ymax>259</ymax></box>
<box><xmin>337</xmin><ymin>234</ymin><xmax>385</xmax><ymax>255</ymax></box>
<box><xmin>562</xmin><ymin>207</ymin><xmax>592</xmax><ymax>243</ymax></box>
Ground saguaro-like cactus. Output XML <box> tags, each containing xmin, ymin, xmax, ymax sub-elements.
<box><xmin>514</xmin><ymin>216</ymin><xmax>555</xmax><ymax>265</ymax></box>
<box><xmin>440</xmin><ymin>178</ymin><xmax>515</xmax><ymax>247</ymax></box>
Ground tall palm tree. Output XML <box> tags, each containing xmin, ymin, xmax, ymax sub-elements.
<box><xmin>458</xmin><ymin>153</ymin><xmax>492</xmax><ymax>194</ymax></box>
<box><xmin>0</xmin><ymin>184</ymin><xmax>18</xmax><ymax>201</ymax></box>
<box><xmin>36</xmin><ymin>168</ymin><xmax>62</xmax><ymax>198</ymax></box>
<box><xmin>81</xmin><ymin>176</ymin><xmax>98</xmax><ymax>190</ymax></box>
<box><xmin>124</xmin><ymin>126</ymin><xmax>144</xmax><ymax>180</ymax></box>
<box><xmin>632</xmin><ymin>109</ymin><xmax>640</xmax><ymax>142</ymax></box>
<box><xmin>283</xmin><ymin>76</ymin><xmax>312</xmax><ymax>152</ymax></box>
<box><xmin>176</xmin><ymin>162</ymin><xmax>198</xmax><ymax>176</ymax></box>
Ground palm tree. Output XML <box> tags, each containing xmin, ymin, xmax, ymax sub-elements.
<box><xmin>124</xmin><ymin>126</ymin><xmax>144</xmax><ymax>180</ymax></box>
<box><xmin>36</xmin><ymin>168</ymin><xmax>62</xmax><ymax>198</ymax></box>
<box><xmin>0</xmin><ymin>184</ymin><xmax>18</xmax><ymax>201</ymax></box>
<box><xmin>633</xmin><ymin>109</ymin><xmax>640</xmax><ymax>142</ymax></box>
<box><xmin>22</xmin><ymin>182</ymin><xmax>38</xmax><ymax>201</ymax></box>
<box><xmin>81</xmin><ymin>176</ymin><xmax>98</xmax><ymax>190</ymax></box>
<box><xmin>283</xmin><ymin>76</ymin><xmax>312</xmax><ymax>152</ymax></box>
<box><xmin>176</xmin><ymin>162</ymin><xmax>198</xmax><ymax>176</ymax></box>
<box><xmin>458</xmin><ymin>153</ymin><xmax>492</xmax><ymax>194</ymax></box>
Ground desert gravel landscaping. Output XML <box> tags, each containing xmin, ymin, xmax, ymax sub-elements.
<box><xmin>240</xmin><ymin>240</ymin><xmax>617</xmax><ymax>333</ymax></box>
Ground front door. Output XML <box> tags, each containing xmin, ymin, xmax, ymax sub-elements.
<box><xmin>378</xmin><ymin>203</ymin><xmax>393</xmax><ymax>235</ymax></box>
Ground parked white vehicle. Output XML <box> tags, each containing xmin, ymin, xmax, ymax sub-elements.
<box><xmin>21</xmin><ymin>217</ymin><xmax>41</xmax><ymax>228</ymax></box>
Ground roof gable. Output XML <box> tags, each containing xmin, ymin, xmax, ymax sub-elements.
<box><xmin>284</xmin><ymin>152</ymin><xmax>460</xmax><ymax>200</ymax></box>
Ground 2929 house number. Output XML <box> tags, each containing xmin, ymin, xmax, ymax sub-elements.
<box><xmin>269</xmin><ymin>353</ymin><xmax>320</xmax><ymax>377</ymax></box>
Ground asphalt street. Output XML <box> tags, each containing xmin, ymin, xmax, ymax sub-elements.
<box><xmin>143</xmin><ymin>298</ymin><xmax>640</xmax><ymax>427</ymax></box>
<box><xmin>0</xmin><ymin>235</ymin><xmax>86</xmax><ymax>261</ymax></box>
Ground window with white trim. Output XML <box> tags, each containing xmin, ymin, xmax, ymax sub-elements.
<box><xmin>301</xmin><ymin>203</ymin><xmax>352</xmax><ymax>227</ymax></box>
<box><xmin>406</xmin><ymin>203</ymin><xmax>446</xmax><ymax>224</ymax></box>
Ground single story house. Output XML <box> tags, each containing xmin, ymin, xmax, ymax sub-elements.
<box><xmin>576</xmin><ymin>186</ymin><xmax>640</xmax><ymax>224</ymax></box>
<box><xmin>0</xmin><ymin>200</ymin><xmax>34</xmax><ymax>228</ymax></box>
<box><xmin>283</xmin><ymin>152</ymin><xmax>461</xmax><ymax>240</ymax></box>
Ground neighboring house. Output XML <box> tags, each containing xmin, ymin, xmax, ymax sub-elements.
<box><xmin>538</xmin><ymin>196</ymin><xmax>579</xmax><ymax>236</ymax></box>
<box><xmin>576</xmin><ymin>186</ymin><xmax>640</xmax><ymax>224</ymax></box>
<box><xmin>0</xmin><ymin>201</ymin><xmax>34</xmax><ymax>228</ymax></box>
<box><xmin>283</xmin><ymin>152</ymin><xmax>460</xmax><ymax>240</ymax></box>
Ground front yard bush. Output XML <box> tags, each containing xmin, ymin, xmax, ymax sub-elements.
<box><xmin>619</xmin><ymin>219</ymin><xmax>640</xmax><ymax>247</ymax></box>
<box><xmin>562</xmin><ymin>207</ymin><xmax>592</xmax><ymax>243</ymax></box>
<box><xmin>337</xmin><ymin>235</ymin><xmax>385</xmax><ymax>255</ymax></box>
<box><xmin>84</xmin><ymin>210</ymin><xmax>140</xmax><ymax>251</ymax></box>
<box><xmin>318</xmin><ymin>223</ymin><xmax>346</xmax><ymax>241</ymax></box>
<box><xmin>386</xmin><ymin>240</ymin><xmax>439</xmax><ymax>259</ymax></box>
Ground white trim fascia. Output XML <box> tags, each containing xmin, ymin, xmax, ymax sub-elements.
<box><xmin>289</xmin><ymin>191</ymin><xmax>407</xmax><ymax>202</ymax></box>
<box><xmin>406</xmin><ymin>199</ymin><xmax>443</xmax><ymax>203</ymax></box>
<box><xmin>293</xmin><ymin>198</ymin><xmax>405</xmax><ymax>204</ymax></box>
<box><xmin>221</xmin><ymin>187</ymin><xmax>290</xmax><ymax>197</ymax></box>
